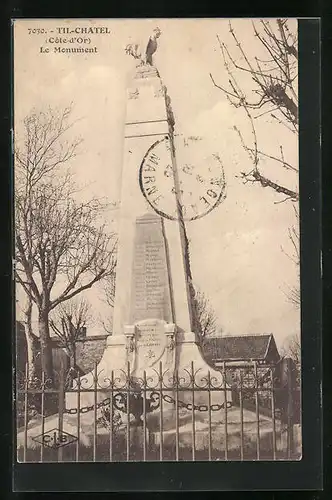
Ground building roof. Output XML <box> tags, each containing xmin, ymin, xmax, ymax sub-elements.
<box><xmin>202</xmin><ymin>334</ymin><xmax>280</xmax><ymax>363</ymax></box>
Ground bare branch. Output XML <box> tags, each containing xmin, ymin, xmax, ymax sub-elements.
<box><xmin>194</xmin><ymin>288</ymin><xmax>220</xmax><ymax>344</ymax></box>
<box><xmin>280</xmin><ymin>332</ymin><xmax>301</xmax><ymax>362</ymax></box>
<box><xmin>250</xmin><ymin>169</ymin><xmax>298</xmax><ymax>200</ymax></box>
<box><xmin>50</xmin><ymin>297</ymin><xmax>92</xmax><ymax>355</ymax></box>
<box><xmin>15</xmin><ymin>105</ymin><xmax>117</xmax><ymax>380</ymax></box>
<box><xmin>211</xmin><ymin>20</ymin><xmax>298</xmax><ymax>202</ymax></box>
<box><xmin>210</xmin><ymin>73</ymin><xmax>239</xmax><ymax>100</ymax></box>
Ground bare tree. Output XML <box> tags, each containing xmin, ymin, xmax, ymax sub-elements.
<box><xmin>15</xmin><ymin>106</ymin><xmax>117</xmax><ymax>380</ymax></box>
<box><xmin>15</xmin><ymin>105</ymin><xmax>81</xmax><ymax>379</ymax></box>
<box><xmin>20</xmin><ymin>294</ymin><xmax>40</xmax><ymax>382</ymax></box>
<box><xmin>104</xmin><ymin>274</ymin><xmax>116</xmax><ymax>309</ymax></box>
<box><xmin>50</xmin><ymin>298</ymin><xmax>92</xmax><ymax>370</ymax></box>
<box><xmin>15</xmin><ymin>105</ymin><xmax>82</xmax><ymax>190</ymax></box>
<box><xmin>282</xmin><ymin>206</ymin><xmax>300</xmax><ymax>308</ymax></box>
<box><xmin>99</xmin><ymin>273</ymin><xmax>116</xmax><ymax>335</ymax></box>
<box><xmin>210</xmin><ymin>19</ymin><xmax>298</xmax><ymax>202</ymax></box>
<box><xmin>194</xmin><ymin>289</ymin><xmax>220</xmax><ymax>345</ymax></box>
<box><xmin>280</xmin><ymin>332</ymin><xmax>301</xmax><ymax>364</ymax></box>
<box><xmin>211</xmin><ymin>19</ymin><xmax>300</xmax><ymax>310</ymax></box>
<box><xmin>16</xmin><ymin>177</ymin><xmax>116</xmax><ymax>380</ymax></box>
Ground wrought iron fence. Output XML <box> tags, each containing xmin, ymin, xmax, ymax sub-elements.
<box><xmin>16</xmin><ymin>359</ymin><xmax>301</xmax><ymax>462</ymax></box>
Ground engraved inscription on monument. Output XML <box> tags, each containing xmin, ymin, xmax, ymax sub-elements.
<box><xmin>130</xmin><ymin>213</ymin><xmax>173</xmax><ymax>323</ymax></box>
<box><xmin>135</xmin><ymin>319</ymin><xmax>167</xmax><ymax>367</ymax></box>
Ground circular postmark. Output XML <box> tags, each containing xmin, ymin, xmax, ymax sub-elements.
<box><xmin>139</xmin><ymin>135</ymin><xmax>226</xmax><ymax>221</ymax></box>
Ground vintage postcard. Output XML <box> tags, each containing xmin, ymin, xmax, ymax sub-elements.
<box><xmin>14</xmin><ymin>18</ymin><xmax>301</xmax><ymax>463</ymax></box>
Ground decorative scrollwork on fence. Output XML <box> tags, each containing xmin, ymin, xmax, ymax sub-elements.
<box><xmin>17</xmin><ymin>361</ymin><xmax>281</xmax><ymax>423</ymax></box>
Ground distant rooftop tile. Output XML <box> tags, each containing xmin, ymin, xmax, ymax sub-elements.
<box><xmin>202</xmin><ymin>334</ymin><xmax>280</xmax><ymax>363</ymax></box>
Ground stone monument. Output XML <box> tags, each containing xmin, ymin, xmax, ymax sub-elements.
<box><xmin>66</xmin><ymin>35</ymin><xmax>229</xmax><ymax>411</ymax></box>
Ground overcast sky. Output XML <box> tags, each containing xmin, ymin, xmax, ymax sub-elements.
<box><xmin>14</xmin><ymin>19</ymin><xmax>300</xmax><ymax>348</ymax></box>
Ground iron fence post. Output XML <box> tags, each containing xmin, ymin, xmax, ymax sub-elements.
<box><xmin>57</xmin><ymin>357</ymin><xmax>65</xmax><ymax>462</ymax></box>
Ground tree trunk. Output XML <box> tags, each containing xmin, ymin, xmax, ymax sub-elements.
<box><xmin>71</xmin><ymin>346</ymin><xmax>76</xmax><ymax>370</ymax></box>
<box><xmin>65</xmin><ymin>346</ymin><xmax>76</xmax><ymax>389</ymax></box>
<box><xmin>23</xmin><ymin>295</ymin><xmax>38</xmax><ymax>384</ymax></box>
<box><xmin>67</xmin><ymin>346</ymin><xmax>76</xmax><ymax>373</ymax></box>
<box><xmin>24</xmin><ymin>327</ymin><xmax>38</xmax><ymax>383</ymax></box>
<box><xmin>38</xmin><ymin>309</ymin><xmax>54</xmax><ymax>381</ymax></box>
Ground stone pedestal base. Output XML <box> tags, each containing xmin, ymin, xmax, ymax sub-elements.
<box><xmin>66</xmin><ymin>331</ymin><xmax>231</xmax><ymax>411</ymax></box>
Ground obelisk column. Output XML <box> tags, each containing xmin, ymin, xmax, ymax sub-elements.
<box><xmin>111</xmin><ymin>64</ymin><xmax>193</xmax><ymax>342</ymax></box>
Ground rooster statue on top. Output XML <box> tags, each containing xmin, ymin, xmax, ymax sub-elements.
<box><xmin>125</xmin><ymin>27</ymin><xmax>162</xmax><ymax>66</ymax></box>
